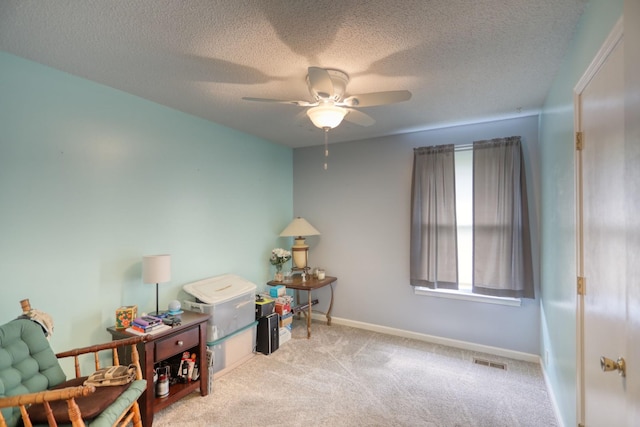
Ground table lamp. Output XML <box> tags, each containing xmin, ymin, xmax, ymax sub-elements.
<box><xmin>279</xmin><ymin>217</ymin><xmax>320</xmax><ymax>272</ymax></box>
<box><xmin>142</xmin><ymin>254</ymin><xmax>171</xmax><ymax>316</ymax></box>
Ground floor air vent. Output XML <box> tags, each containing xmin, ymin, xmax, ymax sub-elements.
<box><xmin>473</xmin><ymin>357</ymin><xmax>507</xmax><ymax>370</ymax></box>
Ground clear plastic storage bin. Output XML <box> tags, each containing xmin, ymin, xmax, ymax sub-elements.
<box><xmin>183</xmin><ymin>274</ymin><xmax>258</xmax><ymax>378</ymax></box>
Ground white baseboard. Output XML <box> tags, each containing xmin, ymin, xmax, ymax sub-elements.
<box><xmin>312</xmin><ymin>313</ymin><xmax>540</xmax><ymax>363</ymax></box>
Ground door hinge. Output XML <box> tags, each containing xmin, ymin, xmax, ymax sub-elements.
<box><xmin>576</xmin><ymin>131</ymin><xmax>583</xmax><ymax>151</ymax></box>
<box><xmin>577</xmin><ymin>276</ymin><xmax>586</xmax><ymax>295</ymax></box>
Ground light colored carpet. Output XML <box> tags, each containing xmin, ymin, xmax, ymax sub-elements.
<box><xmin>153</xmin><ymin>319</ymin><xmax>557</xmax><ymax>427</ymax></box>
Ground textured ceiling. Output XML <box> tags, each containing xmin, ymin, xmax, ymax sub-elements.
<box><xmin>0</xmin><ymin>1</ymin><xmax>586</xmax><ymax>148</ymax></box>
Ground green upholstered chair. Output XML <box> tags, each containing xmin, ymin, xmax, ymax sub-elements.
<box><xmin>0</xmin><ymin>318</ymin><xmax>147</xmax><ymax>427</ymax></box>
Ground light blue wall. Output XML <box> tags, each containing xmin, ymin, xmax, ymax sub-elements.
<box><xmin>0</xmin><ymin>52</ymin><xmax>292</xmax><ymax>362</ymax></box>
<box><xmin>293</xmin><ymin>115</ymin><xmax>542</xmax><ymax>355</ymax></box>
<box><xmin>538</xmin><ymin>1</ymin><xmax>623</xmax><ymax>426</ymax></box>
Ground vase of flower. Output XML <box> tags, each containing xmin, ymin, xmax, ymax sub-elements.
<box><xmin>270</xmin><ymin>248</ymin><xmax>291</xmax><ymax>282</ymax></box>
<box><xmin>274</xmin><ymin>264</ymin><xmax>284</xmax><ymax>282</ymax></box>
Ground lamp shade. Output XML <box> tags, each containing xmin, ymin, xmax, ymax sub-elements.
<box><xmin>307</xmin><ymin>105</ymin><xmax>347</xmax><ymax>129</ymax></box>
<box><xmin>142</xmin><ymin>254</ymin><xmax>171</xmax><ymax>284</ymax></box>
<box><xmin>279</xmin><ymin>217</ymin><xmax>320</xmax><ymax>237</ymax></box>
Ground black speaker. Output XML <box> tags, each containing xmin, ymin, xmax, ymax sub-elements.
<box><xmin>256</xmin><ymin>313</ymin><xmax>279</xmax><ymax>355</ymax></box>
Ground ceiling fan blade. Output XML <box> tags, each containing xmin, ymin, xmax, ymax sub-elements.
<box><xmin>307</xmin><ymin>67</ymin><xmax>334</xmax><ymax>99</ymax></box>
<box><xmin>342</xmin><ymin>90</ymin><xmax>412</xmax><ymax>107</ymax></box>
<box><xmin>242</xmin><ymin>97</ymin><xmax>315</xmax><ymax>107</ymax></box>
<box><xmin>344</xmin><ymin>108</ymin><xmax>375</xmax><ymax>127</ymax></box>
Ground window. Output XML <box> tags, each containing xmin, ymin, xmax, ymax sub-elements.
<box><xmin>410</xmin><ymin>136</ymin><xmax>534</xmax><ymax>301</ymax></box>
<box><xmin>454</xmin><ymin>148</ymin><xmax>473</xmax><ymax>292</ymax></box>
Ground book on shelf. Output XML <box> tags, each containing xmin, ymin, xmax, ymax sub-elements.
<box><xmin>125</xmin><ymin>323</ymin><xmax>171</xmax><ymax>335</ymax></box>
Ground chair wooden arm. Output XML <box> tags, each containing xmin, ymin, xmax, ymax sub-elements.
<box><xmin>55</xmin><ymin>335</ymin><xmax>148</xmax><ymax>380</ymax></box>
<box><xmin>0</xmin><ymin>385</ymin><xmax>95</xmax><ymax>427</ymax></box>
<box><xmin>55</xmin><ymin>336</ymin><xmax>146</xmax><ymax>358</ymax></box>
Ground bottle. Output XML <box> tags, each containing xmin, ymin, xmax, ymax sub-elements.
<box><xmin>156</xmin><ymin>370</ymin><xmax>169</xmax><ymax>397</ymax></box>
<box><xmin>180</xmin><ymin>353</ymin><xmax>189</xmax><ymax>382</ymax></box>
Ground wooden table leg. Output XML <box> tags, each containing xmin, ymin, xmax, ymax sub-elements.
<box><xmin>326</xmin><ymin>283</ymin><xmax>334</xmax><ymax>326</ymax></box>
<box><xmin>295</xmin><ymin>289</ymin><xmax>302</xmax><ymax>320</ymax></box>
<box><xmin>306</xmin><ymin>290</ymin><xmax>312</xmax><ymax>338</ymax></box>
<box><xmin>142</xmin><ymin>340</ymin><xmax>155</xmax><ymax>427</ymax></box>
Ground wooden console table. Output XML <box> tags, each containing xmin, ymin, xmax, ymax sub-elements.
<box><xmin>267</xmin><ymin>275</ymin><xmax>337</xmax><ymax>338</ymax></box>
<box><xmin>107</xmin><ymin>311</ymin><xmax>210</xmax><ymax>426</ymax></box>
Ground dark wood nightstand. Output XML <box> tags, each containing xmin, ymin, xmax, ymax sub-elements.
<box><xmin>107</xmin><ymin>311</ymin><xmax>210</xmax><ymax>426</ymax></box>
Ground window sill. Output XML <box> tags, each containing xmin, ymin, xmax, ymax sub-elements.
<box><xmin>414</xmin><ymin>287</ymin><xmax>522</xmax><ymax>307</ymax></box>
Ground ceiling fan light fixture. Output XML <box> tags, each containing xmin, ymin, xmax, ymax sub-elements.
<box><xmin>307</xmin><ymin>105</ymin><xmax>347</xmax><ymax>130</ymax></box>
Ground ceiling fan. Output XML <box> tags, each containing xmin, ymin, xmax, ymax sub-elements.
<box><xmin>242</xmin><ymin>66</ymin><xmax>412</xmax><ymax>130</ymax></box>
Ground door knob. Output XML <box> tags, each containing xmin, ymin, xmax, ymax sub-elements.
<box><xmin>600</xmin><ymin>356</ymin><xmax>626</xmax><ymax>377</ymax></box>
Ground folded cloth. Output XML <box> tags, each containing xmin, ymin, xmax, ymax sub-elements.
<box><xmin>84</xmin><ymin>365</ymin><xmax>136</xmax><ymax>387</ymax></box>
<box><xmin>17</xmin><ymin>308</ymin><xmax>55</xmax><ymax>338</ymax></box>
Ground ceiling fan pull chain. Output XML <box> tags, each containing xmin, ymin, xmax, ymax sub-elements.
<box><xmin>324</xmin><ymin>128</ymin><xmax>329</xmax><ymax>170</ymax></box>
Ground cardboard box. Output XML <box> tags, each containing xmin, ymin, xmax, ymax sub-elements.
<box><xmin>279</xmin><ymin>327</ymin><xmax>291</xmax><ymax>345</ymax></box>
<box><xmin>274</xmin><ymin>302</ymin><xmax>291</xmax><ymax>316</ymax></box>
<box><xmin>279</xmin><ymin>311</ymin><xmax>293</xmax><ymax>328</ymax></box>
<box><xmin>115</xmin><ymin>305</ymin><xmax>137</xmax><ymax>330</ymax></box>
<box><xmin>269</xmin><ymin>285</ymin><xmax>285</xmax><ymax>298</ymax></box>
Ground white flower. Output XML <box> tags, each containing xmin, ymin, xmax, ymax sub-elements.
<box><xmin>269</xmin><ymin>248</ymin><xmax>291</xmax><ymax>266</ymax></box>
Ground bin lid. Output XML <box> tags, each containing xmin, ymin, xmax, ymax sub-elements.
<box><xmin>183</xmin><ymin>273</ymin><xmax>257</xmax><ymax>305</ymax></box>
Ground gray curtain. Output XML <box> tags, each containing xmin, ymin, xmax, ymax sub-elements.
<box><xmin>410</xmin><ymin>145</ymin><xmax>458</xmax><ymax>289</ymax></box>
<box><xmin>472</xmin><ymin>136</ymin><xmax>534</xmax><ymax>298</ymax></box>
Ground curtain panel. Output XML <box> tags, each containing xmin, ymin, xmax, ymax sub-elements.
<box><xmin>472</xmin><ymin>136</ymin><xmax>534</xmax><ymax>298</ymax></box>
<box><xmin>410</xmin><ymin>145</ymin><xmax>458</xmax><ymax>289</ymax></box>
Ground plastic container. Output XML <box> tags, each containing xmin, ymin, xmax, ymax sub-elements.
<box><xmin>208</xmin><ymin>322</ymin><xmax>257</xmax><ymax>378</ymax></box>
<box><xmin>183</xmin><ymin>274</ymin><xmax>257</xmax><ymax>341</ymax></box>
<box><xmin>183</xmin><ymin>274</ymin><xmax>258</xmax><ymax>378</ymax></box>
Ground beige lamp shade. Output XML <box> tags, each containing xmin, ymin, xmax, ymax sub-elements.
<box><xmin>279</xmin><ymin>217</ymin><xmax>320</xmax><ymax>238</ymax></box>
<box><xmin>280</xmin><ymin>218</ymin><xmax>320</xmax><ymax>270</ymax></box>
<box><xmin>143</xmin><ymin>254</ymin><xmax>171</xmax><ymax>283</ymax></box>
<box><xmin>143</xmin><ymin>254</ymin><xmax>171</xmax><ymax>316</ymax></box>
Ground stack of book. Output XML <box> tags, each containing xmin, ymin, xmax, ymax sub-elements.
<box><xmin>125</xmin><ymin>315</ymin><xmax>171</xmax><ymax>335</ymax></box>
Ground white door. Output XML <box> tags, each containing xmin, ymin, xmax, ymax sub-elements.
<box><xmin>576</xmin><ymin>23</ymin><xmax>628</xmax><ymax>427</ymax></box>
